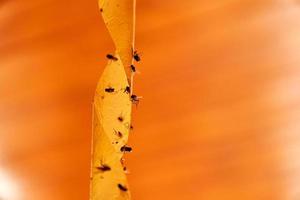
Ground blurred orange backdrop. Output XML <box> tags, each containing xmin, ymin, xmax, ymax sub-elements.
<box><xmin>1</xmin><ymin>0</ymin><xmax>300</xmax><ymax>199</ymax></box>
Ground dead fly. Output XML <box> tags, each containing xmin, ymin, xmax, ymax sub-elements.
<box><xmin>114</xmin><ymin>129</ymin><xmax>123</xmax><ymax>138</ymax></box>
<box><xmin>123</xmin><ymin>167</ymin><xmax>130</xmax><ymax>174</ymax></box>
<box><xmin>106</xmin><ymin>54</ymin><xmax>118</xmax><ymax>61</ymax></box>
<box><xmin>124</xmin><ymin>86</ymin><xmax>130</xmax><ymax>94</ymax></box>
<box><xmin>120</xmin><ymin>145</ymin><xmax>132</xmax><ymax>153</ymax></box>
<box><xmin>131</xmin><ymin>95</ymin><xmax>138</xmax><ymax>101</ymax></box>
<box><xmin>118</xmin><ymin>183</ymin><xmax>128</xmax><ymax>192</ymax></box>
<box><xmin>105</xmin><ymin>87</ymin><xmax>115</xmax><ymax>93</ymax></box>
<box><xmin>131</xmin><ymin>94</ymin><xmax>141</xmax><ymax>105</ymax></box>
<box><xmin>133</xmin><ymin>51</ymin><xmax>141</xmax><ymax>62</ymax></box>
<box><xmin>130</xmin><ymin>64</ymin><xmax>136</xmax><ymax>72</ymax></box>
<box><xmin>118</xmin><ymin>116</ymin><xmax>124</xmax><ymax>122</ymax></box>
<box><xmin>96</xmin><ymin>164</ymin><xmax>111</xmax><ymax>172</ymax></box>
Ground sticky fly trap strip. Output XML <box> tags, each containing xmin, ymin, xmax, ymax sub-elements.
<box><xmin>90</xmin><ymin>0</ymin><xmax>140</xmax><ymax>200</ymax></box>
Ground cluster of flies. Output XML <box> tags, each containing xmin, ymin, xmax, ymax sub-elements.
<box><xmin>96</xmin><ymin>50</ymin><xmax>141</xmax><ymax>193</ymax></box>
<box><xmin>105</xmin><ymin>52</ymin><xmax>141</xmax><ymax>106</ymax></box>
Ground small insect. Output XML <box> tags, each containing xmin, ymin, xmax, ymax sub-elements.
<box><xmin>124</xmin><ymin>86</ymin><xmax>130</xmax><ymax>94</ymax></box>
<box><xmin>118</xmin><ymin>183</ymin><xmax>128</xmax><ymax>192</ymax></box>
<box><xmin>131</xmin><ymin>94</ymin><xmax>138</xmax><ymax>101</ymax></box>
<box><xmin>106</xmin><ymin>54</ymin><xmax>118</xmax><ymax>61</ymax></box>
<box><xmin>96</xmin><ymin>164</ymin><xmax>111</xmax><ymax>172</ymax></box>
<box><xmin>130</xmin><ymin>64</ymin><xmax>136</xmax><ymax>72</ymax></box>
<box><xmin>131</xmin><ymin>94</ymin><xmax>140</xmax><ymax>105</ymax></box>
<box><xmin>100</xmin><ymin>8</ymin><xmax>103</xmax><ymax>12</ymax></box>
<box><xmin>120</xmin><ymin>145</ymin><xmax>132</xmax><ymax>153</ymax></box>
<box><xmin>105</xmin><ymin>87</ymin><xmax>115</xmax><ymax>93</ymax></box>
<box><xmin>123</xmin><ymin>167</ymin><xmax>130</xmax><ymax>174</ymax></box>
<box><xmin>114</xmin><ymin>130</ymin><xmax>123</xmax><ymax>137</ymax></box>
<box><xmin>118</xmin><ymin>116</ymin><xmax>124</xmax><ymax>122</ymax></box>
<box><xmin>133</xmin><ymin>51</ymin><xmax>141</xmax><ymax>62</ymax></box>
<box><xmin>130</xmin><ymin>125</ymin><xmax>133</xmax><ymax>130</ymax></box>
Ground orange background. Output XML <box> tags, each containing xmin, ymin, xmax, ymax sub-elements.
<box><xmin>1</xmin><ymin>0</ymin><xmax>300</xmax><ymax>199</ymax></box>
